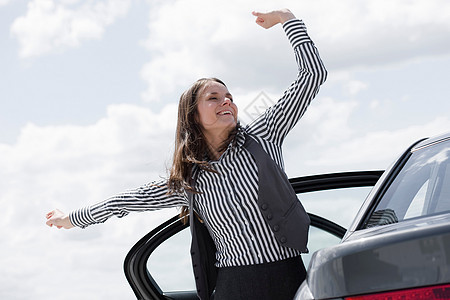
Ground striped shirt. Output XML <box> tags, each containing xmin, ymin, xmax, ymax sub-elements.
<box><xmin>69</xmin><ymin>18</ymin><xmax>327</xmax><ymax>268</ymax></box>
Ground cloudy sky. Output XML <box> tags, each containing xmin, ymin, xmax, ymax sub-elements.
<box><xmin>1</xmin><ymin>0</ymin><xmax>450</xmax><ymax>299</ymax></box>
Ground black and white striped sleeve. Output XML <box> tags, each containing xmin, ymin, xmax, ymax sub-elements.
<box><xmin>69</xmin><ymin>179</ymin><xmax>187</xmax><ymax>228</ymax></box>
<box><xmin>247</xmin><ymin>19</ymin><xmax>327</xmax><ymax>145</ymax></box>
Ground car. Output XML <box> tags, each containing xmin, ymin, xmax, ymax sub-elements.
<box><xmin>295</xmin><ymin>132</ymin><xmax>450</xmax><ymax>300</ymax></box>
<box><xmin>124</xmin><ymin>132</ymin><xmax>450</xmax><ymax>300</ymax></box>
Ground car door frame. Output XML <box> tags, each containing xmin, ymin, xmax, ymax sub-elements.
<box><xmin>123</xmin><ymin>170</ymin><xmax>384</xmax><ymax>300</ymax></box>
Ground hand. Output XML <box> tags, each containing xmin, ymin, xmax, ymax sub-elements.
<box><xmin>46</xmin><ymin>209</ymin><xmax>74</xmax><ymax>229</ymax></box>
<box><xmin>252</xmin><ymin>9</ymin><xmax>295</xmax><ymax>29</ymax></box>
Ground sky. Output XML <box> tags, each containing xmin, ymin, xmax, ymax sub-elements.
<box><xmin>1</xmin><ymin>0</ymin><xmax>450</xmax><ymax>299</ymax></box>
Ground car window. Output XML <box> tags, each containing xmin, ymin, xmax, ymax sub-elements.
<box><xmin>299</xmin><ymin>187</ymin><xmax>373</xmax><ymax>229</ymax></box>
<box><xmin>146</xmin><ymin>222</ymin><xmax>341</xmax><ymax>293</ymax></box>
<box><xmin>147</xmin><ymin>227</ymin><xmax>194</xmax><ymax>292</ymax></box>
<box><xmin>301</xmin><ymin>226</ymin><xmax>341</xmax><ymax>267</ymax></box>
<box><xmin>365</xmin><ymin>139</ymin><xmax>450</xmax><ymax>228</ymax></box>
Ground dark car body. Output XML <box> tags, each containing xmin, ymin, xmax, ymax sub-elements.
<box><xmin>125</xmin><ymin>132</ymin><xmax>450</xmax><ymax>300</ymax></box>
<box><xmin>296</xmin><ymin>132</ymin><xmax>450</xmax><ymax>299</ymax></box>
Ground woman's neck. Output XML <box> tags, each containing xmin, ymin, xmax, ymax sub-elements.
<box><xmin>203</xmin><ymin>127</ymin><xmax>234</xmax><ymax>161</ymax></box>
<box><xmin>204</xmin><ymin>135</ymin><xmax>227</xmax><ymax>161</ymax></box>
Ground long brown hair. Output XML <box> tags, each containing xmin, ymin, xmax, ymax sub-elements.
<box><xmin>168</xmin><ymin>77</ymin><xmax>228</xmax><ymax>223</ymax></box>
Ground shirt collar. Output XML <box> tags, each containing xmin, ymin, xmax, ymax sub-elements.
<box><xmin>203</xmin><ymin>125</ymin><xmax>247</xmax><ymax>163</ymax></box>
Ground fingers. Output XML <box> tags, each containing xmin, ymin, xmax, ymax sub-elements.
<box><xmin>46</xmin><ymin>215</ymin><xmax>56</xmax><ymax>227</ymax></box>
<box><xmin>46</xmin><ymin>210</ymin><xmax>55</xmax><ymax>227</ymax></box>
<box><xmin>46</xmin><ymin>220</ymin><xmax>62</xmax><ymax>228</ymax></box>
<box><xmin>252</xmin><ymin>11</ymin><xmax>266</xmax><ymax>23</ymax></box>
<box><xmin>46</xmin><ymin>210</ymin><xmax>54</xmax><ymax>219</ymax></box>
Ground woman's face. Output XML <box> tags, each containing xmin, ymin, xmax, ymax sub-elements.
<box><xmin>196</xmin><ymin>81</ymin><xmax>238</xmax><ymax>138</ymax></box>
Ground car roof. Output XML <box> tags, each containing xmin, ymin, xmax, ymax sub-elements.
<box><xmin>412</xmin><ymin>131</ymin><xmax>450</xmax><ymax>152</ymax></box>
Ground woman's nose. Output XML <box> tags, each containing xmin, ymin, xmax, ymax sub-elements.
<box><xmin>222</xmin><ymin>97</ymin><xmax>232</xmax><ymax>106</ymax></box>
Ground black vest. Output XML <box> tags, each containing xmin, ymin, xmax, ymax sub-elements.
<box><xmin>188</xmin><ymin>134</ymin><xmax>310</xmax><ymax>300</ymax></box>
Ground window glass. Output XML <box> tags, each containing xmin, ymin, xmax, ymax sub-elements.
<box><xmin>147</xmin><ymin>228</ymin><xmax>194</xmax><ymax>292</ymax></box>
<box><xmin>302</xmin><ymin>226</ymin><xmax>341</xmax><ymax>267</ymax></box>
<box><xmin>299</xmin><ymin>187</ymin><xmax>372</xmax><ymax>229</ymax></box>
<box><xmin>147</xmin><ymin>224</ymin><xmax>342</xmax><ymax>292</ymax></box>
<box><xmin>365</xmin><ymin>140</ymin><xmax>450</xmax><ymax>228</ymax></box>
<box><xmin>403</xmin><ymin>180</ymin><xmax>428</xmax><ymax>219</ymax></box>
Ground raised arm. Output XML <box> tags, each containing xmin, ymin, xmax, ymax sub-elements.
<box><xmin>248</xmin><ymin>9</ymin><xmax>328</xmax><ymax>146</ymax></box>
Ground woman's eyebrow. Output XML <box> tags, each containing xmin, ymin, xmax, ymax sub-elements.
<box><xmin>207</xmin><ymin>92</ymin><xmax>233</xmax><ymax>97</ymax></box>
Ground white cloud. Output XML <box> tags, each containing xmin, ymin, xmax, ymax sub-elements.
<box><xmin>370</xmin><ymin>99</ymin><xmax>380</xmax><ymax>109</ymax></box>
<box><xmin>140</xmin><ymin>0</ymin><xmax>297</xmax><ymax>102</ymax></box>
<box><xmin>305</xmin><ymin>0</ymin><xmax>450</xmax><ymax>69</ymax></box>
<box><xmin>299</xmin><ymin>97</ymin><xmax>359</xmax><ymax>146</ymax></box>
<box><xmin>285</xmin><ymin>113</ymin><xmax>450</xmax><ymax>177</ymax></box>
<box><xmin>0</xmin><ymin>0</ymin><xmax>10</xmax><ymax>6</ymax></box>
<box><xmin>233</xmin><ymin>90</ymin><xmax>279</xmax><ymax>125</ymax></box>
<box><xmin>10</xmin><ymin>0</ymin><xmax>131</xmax><ymax>58</ymax></box>
<box><xmin>313</xmin><ymin>117</ymin><xmax>450</xmax><ymax>167</ymax></box>
<box><xmin>139</xmin><ymin>0</ymin><xmax>450</xmax><ymax>102</ymax></box>
<box><xmin>344</xmin><ymin>80</ymin><xmax>368</xmax><ymax>96</ymax></box>
<box><xmin>0</xmin><ymin>103</ymin><xmax>180</xmax><ymax>298</ymax></box>
<box><xmin>140</xmin><ymin>48</ymin><xmax>209</xmax><ymax>102</ymax></box>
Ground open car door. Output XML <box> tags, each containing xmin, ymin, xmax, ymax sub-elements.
<box><xmin>124</xmin><ymin>171</ymin><xmax>383</xmax><ymax>300</ymax></box>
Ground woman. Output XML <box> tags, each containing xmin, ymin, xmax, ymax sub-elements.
<box><xmin>46</xmin><ymin>8</ymin><xmax>327</xmax><ymax>300</ymax></box>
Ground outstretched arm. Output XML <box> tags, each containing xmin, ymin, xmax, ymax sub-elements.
<box><xmin>252</xmin><ymin>9</ymin><xmax>295</xmax><ymax>29</ymax></box>
<box><xmin>45</xmin><ymin>179</ymin><xmax>188</xmax><ymax>229</ymax></box>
